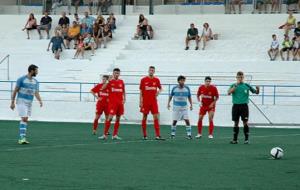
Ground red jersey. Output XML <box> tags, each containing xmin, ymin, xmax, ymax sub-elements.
<box><xmin>107</xmin><ymin>79</ymin><xmax>125</xmax><ymax>103</ymax></box>
<box><xmin>197</xmin><ymin>85</ymin><xmax>219</xmax><ymax>107</ymax></box>
<box><xmin>91</xmin><ymin>83</ymin><xmax>109</xmax><ymax>104</ymax></box>
<box><xmin>140</xmin><ymin>76</ymin><xmax>162</xmax><ymax>103</ymax></box>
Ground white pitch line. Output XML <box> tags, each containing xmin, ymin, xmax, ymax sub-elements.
<box><xmin>3</xmin><ymin>134</ymin><xmax>300</xmax><ymax>152</ymax></box>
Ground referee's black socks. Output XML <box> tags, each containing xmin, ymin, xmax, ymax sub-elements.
<box><xmin>233</xmin><ymin>126</ymin><xmax>239</xmax><ymax>141</ymax></box>
<box><xmin>243</xmin><ymin>124</ymin><xmax>249</xmax><ymax>141</ymax></box>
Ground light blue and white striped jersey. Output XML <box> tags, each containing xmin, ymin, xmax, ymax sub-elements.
<box><xmin>170</xmin><ymin>85</ymin><xmax>191</xmax><ymax>111</ymax></box>
<box><xmin>16</xmin><ymin>75</ymin><xmax>39</xmax><ymax>104</ymax></box>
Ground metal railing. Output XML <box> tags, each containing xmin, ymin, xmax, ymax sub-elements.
<box><xmin>1</xmin><ymin>80</ymin><xmax>300</xmax><ymax>105</ymax></box>
<box><xmin>0</xmin><ymin>55</ymin><xmax>10</xmax><ymax>81</ymax></box>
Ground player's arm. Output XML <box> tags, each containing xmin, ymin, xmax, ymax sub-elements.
<box><xmin>123</xmin><ymin>85</ymin><xmax>126</xmax><ymax>104</ymax></box>
<box><xmin>101</xmin><ymin>76</ymin><xmax>111</xmax><ymax>90</ymax></box>
<box><xmin>228</xmin><ymin>84</ymin><xmax>237</xmax><ymax>95</ymax></box>
<box><xmin>197</xmin><ymin>88</ymin><xmax>201</xmax><ymax>102</ymax></box>
<box><xmin>209</xmin><ymin>87</ymin><xmax>219</xmax><ymax>108</ymax></box>
<box><xmin>156</xmin><ymin>79</ymin><xmax>162</xmax><ymax>97</ymax></box>
<box><xmin>245</xmin><ymin>83</ymin><xmax>260</xmax><ymax>95</ymax></box>
<box><xmin>167</xmin><ymin>95</ymin><xmax>173</xmax><ymax>110</ymax></box>
<box><xmin>10</xmin><ymin>86</ymin><xmax>20</xmax><ymax>110</ymax></box>
<box><xmin>139</xmin><ymin>80</ymin><xmax>143</xmax><ymax>108</ymax></box>
<box><xmin>188</xmin><ymin>96</ymin><xmax>193</xmax><ymax>110</ymax></box>
<box><xmin>35</xmin><ymin>91</ymin><xmax>43</xmax><ymax>107</ymax></box>
<box><xmin>90</xmin><ymin>90</ymin><xmax>98</xmax><ymax>99</ymax></box>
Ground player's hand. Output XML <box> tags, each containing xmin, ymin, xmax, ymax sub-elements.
<box><xmin>108</xmin><ymin>75</ymin><xmax>113</xmax><ymax>81</ymax></box>
<box><xmin>123</xmin><ymin>99</ymin><xmax>126</xmax><ymax>104</ymax></box>
<box><xmin>167</xmin><ymin>104</ymin><xmax>170</xmax><ymax>110</ymax></box>
<box><xmin>139</xmin><ymin>101</ymin><xmax>143</xmax><ymax>108</ymax></box>
<box><xmin>256</xmin><ymin>86</ymin><xmax>260</xmax><ymax>94</ymax></box>
<box><xmin>156</xmin><ymin>92</ymin><xmax>159</xmax><ymax>97</ymax></box>
<box><xmin>10</xmin><ymin>102</ymin><xmax>15</xmax><ymax>110</ymax></box>
<box><xmin>190</xmin><ymin>105</ymin><xmax>193</xmax><ymax>111</ymax></box>
<box><xmin>39</xmin><ymin>101</ymin><xmax>43</xmax><ymax>107</ymax></box>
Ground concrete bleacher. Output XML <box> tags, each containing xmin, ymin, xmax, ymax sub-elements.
<box><xmin>0</xmin><ymin>14</ymin><xmax>300</xmax><ymax>126</ymax></box>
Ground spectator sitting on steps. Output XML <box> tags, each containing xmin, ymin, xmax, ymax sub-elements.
<box><xmin>185</xmin><ymin>23</ymin><xmax>200</xmax><ymax>50</ymax></box>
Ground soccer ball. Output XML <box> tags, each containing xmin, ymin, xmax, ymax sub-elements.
<box><xmin>270</xmin><ymin>147</ymin><xmax>284</xmax><ymax>159</ymax></box>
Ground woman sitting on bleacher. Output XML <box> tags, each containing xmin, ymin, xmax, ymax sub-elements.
<box><xmin>201</xmin><ymin>23</ymin><xmax>213</xmax><ymax>50</ymax></box>
<box><xmin>73</xmin><ymin>35</ymin><xmax>85</xmax><ymax>59</ymax></box>
<box><xmin>280</xmin><ymin>12</ymin><xmax>296</xmax><ymax>35</ymax></box>
<box><xmin>22</xmin><ymin>13</ymin><xmax>37</xmax><ymax>39</ymax></box>
<box><xmin>134</xmin><ymin>14</ymin><xmax>153</xmax><ymax>40</ymax></box>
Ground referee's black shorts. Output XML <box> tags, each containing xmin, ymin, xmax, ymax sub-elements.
<box><xmin>232</xmin><ymin>104</ymin><xmax>249</xmax><ymax>122</ymax></box>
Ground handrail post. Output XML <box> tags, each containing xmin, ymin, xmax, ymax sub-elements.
<box><xmin>80</xmin><ymin>83</ymin><xmax>82</xmax><ymax>101</ymax></box>
<box><xmin>7</xmin><ymin>55</ymin><xmax>9</xmax><ymax>81</ymax></box>
<box><xmin>273</xmin><ymin>86</ymin><xmax>276</xmax><ymax>105</ymax></box>
<box><xmin>262</xmin><ymin>85</ymin><xmax>264</xmax><ymax>105</ymax></box>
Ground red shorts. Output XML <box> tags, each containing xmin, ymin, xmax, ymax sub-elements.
<box><xmin>140</xmin><ymin>101</ymin><xmax>159</xmax><ymax>115</ymax></box>
<box><xmin>108</xmin><ymin>101</ymin><xmax>124</xmax><ymax>116</ymax></box>
<box><xmin>199</xmin><ymin>106</ymin><xmax>215</xmax><ymax>116</ymax></box>
<box><xmin>96</xmin><ymin>101</ymin><xmax>109</xmax><ymax>115</ymax></box>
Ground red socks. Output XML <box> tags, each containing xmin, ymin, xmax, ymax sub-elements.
<box><xmin>142</xmin><ymin>119</ymin><xmax>147</xmax><ymax>137</ymax></box>
<box><xmin>154</xmin><ymin>119</ymin><xmax>160</xmax><ymax>137</ymax></box>
<box><xmin>197</xmin><ymin>120</ymin><xmax>203</xmax><ymax>134</ymax></box>
<box><xmin>104</xmin><ymin>120</ymin><xmax>111</xmax><ymax>136</ymax></box>
<box><xmin>93</xmin><ymin>119</ymin><xmax>98</xmax><ymax>130</ymax></box>
<box><xmin>113</xmin><ymin>120</ymin><xmax>120</xmax><ymax>136</ymax></box>
<box><xmin>209</xmin><ymin>121</ymin><xmax>214</xmax><ymax>135</ymax></box>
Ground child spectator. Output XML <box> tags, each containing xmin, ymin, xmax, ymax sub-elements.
<box><xmin>81</xmin><ymin>23</ymin><xmax>92</xmax><ymax>38</ymax></box>
<box><xmin>37</xmin><ymin>11</ymin><xmax>52</xmax><ymax>40</ymax></box>
<box><xmin>107</xmin><ymin>13</ymin><xmax>116</xmax><ymax>32</ymax></box>
<box><xmin>58</xmin><ymin>12</ymin><xmax>70</xmax><ymax>27</ymax></box>
<box><xmin>73</xmin><ymin>35</ymin><xmax>85</xmax><ymax>59</ymax></box>
<box><xmin>280</xmin><ymin>35</ymin><xmax>293</xmax><ymax>61</ymax></box>
<box><xmin>201</xmin><ymin>23</ymin><xmax>213</xmax><ymax>50</ymax></box>
<box><xmin>22</xmin><ymin>13</ymin><xmax>37</xmax><ymax>39</ymax></box>
<box><xmin>84</xmin><ymin>33</ymin><xmax>96</xmax><ymax>56</ymax></box>
<box><xmin>268</xmin><ymin>34</ymin><xmax>279</xmax><ymax>61</ymax></box>
<box><xmin>73</xmin><ymin>13</ymin><xmax>81</xmax><ymax>25</ymax></box>
<box><xmin>47</xmin><ymin>31</ymin><xmax>66</xmax><ymax>60</ymax></box>
<box><xmin>185</xmin><ymin>23</ymin><xmax>200</xmax><ymax>50</ymax></box>
<box><xmin>65</xmin><ymin>21</ymin><xmax>80</xmax><ymax>49</ymax></box>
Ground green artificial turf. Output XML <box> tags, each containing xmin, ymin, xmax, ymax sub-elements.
<box><xmin>0</xmin><ymin>120</ymin><xmax>299</xmax><ymax>190</ymax></box>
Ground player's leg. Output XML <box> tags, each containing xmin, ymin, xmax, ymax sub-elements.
<box><xmin>112</xmin><ymin>115</ymin><xmax>122</xmax><ymax>140</ymax></box>
<box><xmin>208</xmin><ymin>110</ymin><xmax>215</xmax><ymax>138</ymax></box>
<box><xmin>241</xmin><ymin>104</ymin><xmax>250</xmax><ymax>144</ymax></box>
<box><xmin>196</xmin><ymin>106</ymin><xmax>206</xmax><ymax>138</ymax></box>
<box><xmin>112</xmin><ymin>102</ymin><xmax>124</xmax><ymax>140</ymax></box>
<box><xmin>171</xmin><ymin>120</ymin><xmax>177</xmax><ymax>138</ymax></box>
<box><xmin>231</xmin><ymin>104</ymin><xmax>240</xmax><ymax>144</ymax></box>
<box><xmin>152</xmin><ymin>103</ymin><xmax>164</xmax><ymax>140</ymax></box>
<box><xmin>92</xmin><ymin>113</ymin><xmax>101</xmax><ymax>135</ymax></box>
<box><xmin>141</xmin><ymin>113</ymin><xmax>148</xmax><ymax>139</ymax></box>
<box><xmin>184</xmin><ymin>119</ymin><xmax>192</xmax><ymax>139</ymax></box>
<box><xmin>99</xmin><ymin>114</ymin><xmax>113</xmax><ymax>139</ymax></box>
<box><xmin>17</xmin><ymin>103</ymin><xmax>30</xmax><ymax>144</ymax></box>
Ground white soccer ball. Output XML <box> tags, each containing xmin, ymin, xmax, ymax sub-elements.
<box><xmin>270</xmin><ymin>147</ymin><xmax>284</xmax><ymax>159</ymax></box>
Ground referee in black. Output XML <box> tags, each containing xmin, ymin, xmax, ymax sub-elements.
<box><xmin>228</xmin><ymin>71</ymin><xmax>259</xmax><ymax>144</ymax></box>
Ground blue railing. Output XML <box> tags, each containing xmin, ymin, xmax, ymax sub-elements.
<box><xmin>1</xmin><ymin>80</ymin><xmax>300</xmax><ymax>105</ymax></box>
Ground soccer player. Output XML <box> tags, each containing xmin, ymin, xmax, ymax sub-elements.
<box><xmin>10</xmin><ymin>65</ymin><xmax>43</xmax><ymax>144</ymax></box>
<box><xmin>167</xmin><ymin>75</ymin><xmax>193</xmax><ymax>139</ymax></box>
<box><xmin>98</xmin><ymin>68</ymin><xmax>125</xmax><ymax>140</ymax></box>
<box><xmin>139</xmin><ymin>66</ymin><xmax>164</xmax><ymax>140</ymax></box>
<box><xmin>196</xmin><ymin>76</ymin><xmax>219</xmax><ymax>139</ymax></box>
<box><xmin>228</xmin><ymin>71</ymin><xmax>259</xmax><ymax>144</ymax></box>
<box><xmin>90</xmin><ymin>75</ymin><xmax>109</xmax><ymax>135</ymax></box>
